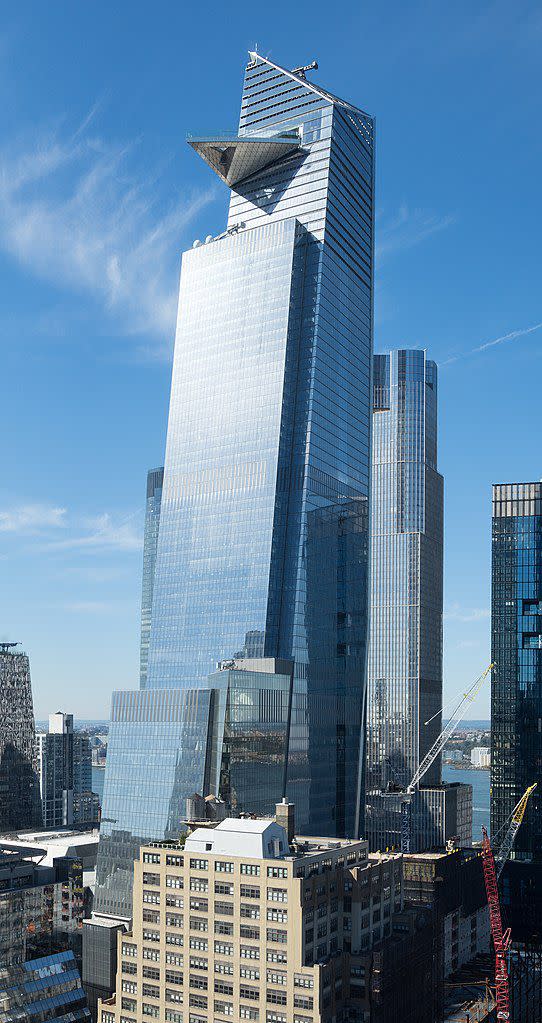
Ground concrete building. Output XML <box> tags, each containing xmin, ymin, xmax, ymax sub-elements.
<box><xmin>471</xmin><ymin>746</ymin><xmax>490</xmax><ymax>768</ymax></box>
<box><xmin>367</xmin><ymin>781</ymin><xmax>473</xmax><ymax>854</ymax></box>
<box><xmin>98</xmin><ymin>807</ymin><xmax>440</xmax><ymax>1023</ymax></box>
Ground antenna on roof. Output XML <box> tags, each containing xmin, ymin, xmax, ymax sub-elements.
<box><xmin>292</xmin><ymin>60</ymin><xmax>319</xmax><ymax>79</ymax></box>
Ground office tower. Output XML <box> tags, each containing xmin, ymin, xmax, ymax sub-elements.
<box><xmin>140</xmin><ymin>467</ymin><xmax>164</xmax><ymax>689</ymax></box>
<box><xmin>142</xmin><ymin>51</ymin><xmax>374</xmax><ymax>839</ymax></box>
<box><xmin>36</xmin><ymin>712</ymin><xmax>74</xmax><ymax>828</ymax></box>
<box><xmin>0</xmin><ymin>951</ymin><xmax>90</xmax><ymax>1021</ymax></box>
<box><xmin>491</xmin><ymin>482</ymin><xmax>542</xmax><ymax>941</ymax></box>
<box><xmin>98</xmin><ymin>809</ymin><xmax>441</xmax><ymax>1023</ymax></box>
<box><xmin>367</xmin><ymin>350</ymin><xmax>443</xmax><ymax>793</ymax></box>
<box><xmin>0</xmin><ymin>642</ymin><xmax>42</xmax><ymax>830</ymax></box>
<box><xmin>365</xmin><ymin>351</ymin><xmax>471</xmax><ymax>851</ymax></box>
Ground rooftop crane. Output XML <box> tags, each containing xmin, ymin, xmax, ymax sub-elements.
<box><xmin>399</xmin><ymin>663</ymin><xmax>494</xmax><ymax>852</ymax></box>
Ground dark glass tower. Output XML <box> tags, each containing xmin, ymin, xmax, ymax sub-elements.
<box><xmin>491</xmin><ymin>482</ymin><xmax>542</xmax><ymax>940</ymax></box>
<box><xmin>0</xmin><ymin>643</ymin><xmax>42</xmax><ymax>830</ymax></box>
<box><xmin>139</xmin><ymin>467</ymin><xmax>163</xmax><ymax>689</ymax></box>
<box><xmin>146</xmin><ymin>52</ymin><xmax>375</xmax><ymax>837</ymax></box>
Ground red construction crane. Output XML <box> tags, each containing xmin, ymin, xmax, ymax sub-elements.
<box><xmin>481</xmin><ymin>826</ymin><xmax>511</xmax><ymax>1022</ymax></box>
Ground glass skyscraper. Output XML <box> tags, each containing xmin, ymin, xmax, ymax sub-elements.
<box><xmin>367</xmin><ymin>351</ymin><xmax>443</xmax><ymax>794</ymax></box>
<box><xmin>139</xmin><ymin>467</ymin><xmax>163</xmax><ymax>689</ymax></box>
<box><xmin>145</xmin><ymin>51</ymin><xmax>374</xmax><ymax>838</ymax></box>
<box><xmin>92</xmin><ymin>53</ymin><xmax>374</xmax><ymax>944</ymax></box>
<box><xmin>491</xmin><ymin>482</ymin><xmax>542</xmax><ymax>940</ymax></box>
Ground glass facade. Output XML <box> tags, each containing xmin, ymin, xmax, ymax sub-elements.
<box><xmin>146</xmin><ymin>52</ymin><xmax>374</xmax><ymax>838</ymax></box>
<box><xmin>366</xmin><ymin>351</ymin><xmax>443</xmax><ymax>807</ymax></box>
<box><xmin>0</xmin><ymin>950</ymin><xmax>90</xmax><ymax>1021</ymax></box>
<box><xmin>94</xmin><ymin>687</ymin><xmax>212</xmax><ymax>920</ymax></box>
<box><xmin>139</xmin><ymin>467</ymin><xmax>163</xmax><ymax>689</ymax></box>
<box><xmin>0</xmin><ymin>645</ymin><xmax>42</xmax><ymax>830</ymax></box>
<box><xmin>491</xmin><ymin>483</ymin><xmax>542</xmax><ymax>861</ymax></box>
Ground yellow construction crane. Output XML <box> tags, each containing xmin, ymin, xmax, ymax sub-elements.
<box><xmin>493</xmin><ymin>783</ymin><xmax>537</xmax><ymax>880</ymax></box>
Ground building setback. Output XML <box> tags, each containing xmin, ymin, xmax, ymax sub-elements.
<box><xmin>491</xmin><ymin>482</ymin><xmax>542</xmax><ymax>943</ymax></box>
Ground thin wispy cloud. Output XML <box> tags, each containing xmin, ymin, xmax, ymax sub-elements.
<box><xmin>441</xmin><ymin>320</ymin><xmax>542</xmax><ymax>366</ymax></box>
<box><xmin>0</xmin><ymin>116</ymin><xmax>216</xmax><ymax>353</ymax></box>
<box><xmin>43</xmin><ymin>512</ymin><xmax>142</xmax><ymax>553</ymax></box>
<box><xmin>0</xmin><ymin>503</ymin><xmax>67</xmax><ymax>533</ymax></box>
<box><xmin>376</xmin><ymin>204</ymin><xmax>455</xmax><ymax>265</ymax></box>
<box><xmin>444</xmin><ymin>604</ymin><xmax>490</xmax><ymax>623</ymax></box>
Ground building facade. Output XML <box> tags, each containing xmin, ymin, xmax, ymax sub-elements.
<box><xmin>0</xmin><ymin>950</ymin><xmax>90</xmax><ymax>1021</ymax></box>
<box><xmin>0</xmin><ymin>643</ymin><xmax>42</xmax><ymax>831</ymax></box>
<box><xmin>367</xmin><ymin>350</ymin><xmax>443</xmax><ymax>795</ymax></box>
<box><xmin>491</xmin><ymin>482</ymin><xmax>542</xmax><ymax>941</ymax></box>
<box><xmin>140</xmin><ymin>467</ymin><xmax>164</xmax><ymax>690</ymax></box>
<box><xmin>98</xmin><ymin>811</ymin><xmax>440</xmax><ymax>1023</ymax></box>
<box><xmin>143</xmin><ymin>51</ymin><xmax>374</xmax><ymax>839</ymax></box>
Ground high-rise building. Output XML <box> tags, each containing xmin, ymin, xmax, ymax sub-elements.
<box><xmin>36</xmin><ymin>712</ymin><xmax>74</xmax><ymax>828</ymax></box>
<box><xmin>491</xmin><ymin>482</ymin><xmax>542</xmax><ymax>942</ymax></box>
<box><xmin>367</xmin><ymin>350</ymin><xmax>443</xmax><ymax>792</ymax></box>
<box><xmin>143</xmin><ymin>51</ymin><xmax>374</xmax><ymax>839</ymax></box>
<box><xmin>0</xmin><ymin>642</ymin><xmax>42</xmax><ymax>830</ymax></box>
<box><xmin>140</xmin><ymin>467</ymin><xmax>164</xmax><ymax>689</ymax></box>
<box><xmin>36</xmin><ymin>713</ymin><xmax>99</xmax><ymax>828</ymax></box>
<box><xmin>365</xmin><ymin>350</ymin><xmax>471</xmax><ymax>852</ymax></box>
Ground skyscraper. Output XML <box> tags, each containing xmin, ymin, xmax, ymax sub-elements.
<box><xmin>0</xmin><ymin>642</ymin><xmax>42</xmax><ymax>830</ymax></box>
<box><xmin>366</xmin><ymin>351</ymin><xmax>443</xmax><ymax>796</ymax></box>
<box><xmin>365</xmin><ymin>351</ymin><xmax>471</xmax><ymax>852</ymax></box>
<box><xmin>145</xmin><ymin>51</ymin><xmax>374</xmax><ymax>838</ymax></box>
<box><xmin>139</xmin><ymin>467</ymin><xmax>163</xmax><ymax>689</ymax></box>
<box><xmin>491</xmin><ymin>482</ymin><xmax>542</xmax><ymax>940</ymax></box>
<box><xmin>36</xmin><ymin>712</ymin><xmax>74</xmax><ymax>828</ymax></box>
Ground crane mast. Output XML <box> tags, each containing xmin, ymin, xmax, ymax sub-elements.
<box><xmin>481</xmin><ymin>826</ymin><xmax>511</xmax><ymax>1022</ymax></box>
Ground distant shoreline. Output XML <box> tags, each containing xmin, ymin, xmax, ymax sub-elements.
<box><xmin>443</xmin><ymin>764</ymin><xmax>490</xmax><ymax>772</ymax></box>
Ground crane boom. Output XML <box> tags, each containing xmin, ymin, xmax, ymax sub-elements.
<box><xmin>494</xmin><ymin>784</ymin><xmax>537</xmax><ymax>880</ymax></box>
<box><xmin>407</xmin><ymin>663</ymin><xmax>493</xmax><ymax>793</ymax></box>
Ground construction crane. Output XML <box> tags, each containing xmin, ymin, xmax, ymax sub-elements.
<box><xmin>481</xmin><ymin>826</ymin><xmax>511</xmax><ymax>1022</ymax></box>
<box><xmin>493</xmin><ymin>783</ymin><xmax>537</xmax><ymax>880</ymax></box>
<box><xmin>399</xmin><ymin>663</ymin><xmax>494</xmax><ymax>852</ymax></box>
<box><xmin>480</xmin><ymin>785</ymin><xmax>536</xmax><ymax>1023</ymax></box>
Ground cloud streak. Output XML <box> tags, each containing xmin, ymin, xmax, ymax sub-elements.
<box><xmin>0</xmin><ymin>117</ymin><xmax>216</xmax><ymax>352</ymax></box>
<box><xmin>43</xmin><ymin>512</ymin><xmax>142</xmax><ymax>553</ymax></box>
<box><xmin>442</xmin><ymin>320</ymin><xmax>542</xmax><ymax>366</ymax></box>
<box><xmin>444</xmin><ymin>605</ymin><xmax>490</xmax><ymax>623</ymax></box>
<box><xmin>376</xmin><ymin>204</ymin><xmax>455</xmax><ymax>265</ymax></box>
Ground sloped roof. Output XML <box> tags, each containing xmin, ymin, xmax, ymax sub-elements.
<box><xmin>247</xmin><ymin>52</ymin><xmax>373</xmax><ymax>121</ymax></box>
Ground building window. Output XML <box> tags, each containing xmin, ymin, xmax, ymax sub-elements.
<box><xmin>143</xmin><ymin>948</ymin><xmax>160</xmax><ymax>962</ymax></box>
<box><xmin>267</xmin><ymin>888</ymin><xmax>287</xmax><ymax>902</ymax></box>
<box><xmin>214</xmin><ymin>941</ymin><xmax>234</xmax><ymax>956</ymax></box>
<box><xmin>266</xmin><ymin>950</ymin><xmax>287</xmax><ymax>964</ymax></box>
<box><xmin>267</xmin><ymin>867</ymin><xmax>288</xmax><ymax>879</ymax></box>
<box><xmin>166</xmin><ymin>875</ymin><xmax>184</xmax><ymax>889</ymax></box>
<box><xmin>189</xmin><ymin>938</ymin><xmax>208</xmax><ymax>951</ymax></box>
<box><xmin>190</xmin><ymin>858</ymin><xmax>208</xmax><ymax>871</ymax></box>
<box><xmin>190</xmin><ymin>877</ymin><xmax>208</xmax><ymax>892</ymax></box>
<box><xmin>143</xmin><ymin>872</ymin><xmax>160</xmax><ymax>886</ymax></box>
<box><xmin>240</xmin><ymin>885</ymin><xmax>260</xmax><ymax>899</ymax></box>
<box><xmin>143</xmin><ymin>852</ymin><xmax>160</xmax><ymax>865</ymax></box>
<box><xmin>214</xmin><ymin>961</ymin><xmax>234</xmax><ymax>975</ymax></box>
<box><xmin>215</xmin><ymin>881</ymin><xmax>234</xmax><ymax>895</ymax></box>
<box><xmin>215</xmin><ymin>860</ymin><xmax>234</xmax><ymax>873</ymax></box>
<box><xmin>122</xmin><ymin>943</ymin><xmax>137</xmax><ymax>957</ymax></box>
<box><xmin>166</xmin><ymin>854</ymin><xmax>184</xmax><ymax>867</ymax></box>
<box><xmin>241</xmin><ymin>864</ymin><xmax>260</xmax><ymax>876</ymax></box>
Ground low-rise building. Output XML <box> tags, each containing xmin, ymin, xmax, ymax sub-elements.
<box><xmin>0</xmin><ymin>949</ymin><xmax>90</xmax><ymax>1020</ymax></box>
<box><xmin>98</xmin><ymin>805</ymin><xmax>439</xmax><ymax>1023</ymax></box>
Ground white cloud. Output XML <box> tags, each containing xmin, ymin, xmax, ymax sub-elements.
<box><xmin>44</xmin><ymin>512</ymin><xmax>142</xmax><ymax>553</ymax></box>
<box><xmin>444</xmin><ymin>604</ymin><xmax>490</xmax><ymax>623</ymax></box>
<box><xmin>0</xmin><ymin>503</ymin><xmax>67</xmax><ymax>533</ymax></box>
<box><xmin>0</xmin><ymin>118</ymin><xmax>216</xmax><ymax>351</ymax></box>
<box><xmin>376</xmin><ymin>204</ymin><xmax>455</xmax><ymax>265</ymax></box>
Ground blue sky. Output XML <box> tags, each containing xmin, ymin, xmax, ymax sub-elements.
<box><xmin>1</xmin><ymin>2</ymin><xmax>541</xmax><ymax>718</ymax></box>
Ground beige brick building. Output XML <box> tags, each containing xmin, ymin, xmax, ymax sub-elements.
<box><xmin>98</xmin><ymin>808</ymin><xmax>409</xmax><ymax>1023</ymax></box>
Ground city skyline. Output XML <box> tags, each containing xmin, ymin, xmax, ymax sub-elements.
<box><xmin>2</xmin><ymin>5</ymin><xmax>542</xmax><ymax>719</ymax></box>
